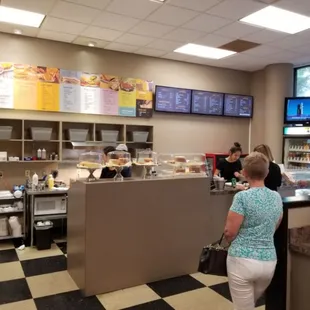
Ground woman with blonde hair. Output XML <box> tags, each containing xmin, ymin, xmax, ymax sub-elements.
<box><xmin>253</xmin><ymin>144</ymin><xmax>282</xmax><ymax>191</ymax></box>
<box><xmin>224</xmin><ymin>152</ymin><xmax>283</xmax><ymax>310</ymax></box>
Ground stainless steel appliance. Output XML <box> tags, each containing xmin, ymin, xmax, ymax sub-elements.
<box><xmin>34</xmin><ymin>196</ymin><xmax>67</xmax><ymax>215</ymax></box>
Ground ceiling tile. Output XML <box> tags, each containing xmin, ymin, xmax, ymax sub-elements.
<box><xmin>73</xmin><ymin>36</ymin><xmax>109</xmax><ymax>48</ymax></box>
<box><xmin>273</xmin><ymin>0</ymin><xmax>310</xmax><ymax>14</ymax></box>
<box><xmin>41</xmin><ymin>17</ymin><xmax>87</xmax><ymax>35</ymax></box>
<box><xmin>0</xmin><ymin>23</ymin><xmax>39</xmax><ymax>37</ymax></box>
<box><xmin>242</xmin><ymin>45</ymin><xmax>282</xmax><ymax>57</ymax></box>
<box><xmin>287</xmin><ymin>43</ymin><xmax>310</xmax><ymax>55</ymax></box>
<box><xmin>168</xmin><ymin>0</ymin><xmax>222</xmax><ymax>12</ymax></box>
<box><xmin>161</xmin><ymin>52</ymin><xmax>190</xmax><ymax>61</ymax></box>
<box><xmin>64</xmin><ymin>0</ymin><xmax>111</xmax><ymax>10</ymax></box>
<box><xmin>50</xmin><ymin>1</ymin><xmax>101</xmax><ymax>24</ymax></box>
<box><xmin>194</xmin><ymin>33</ymin><xmax>232</xmax><ymax>47</ymax></box>
<box><xmin>147</xmin><ymin>5</ymin><xmax>199</xmax><ymax>26</ymax></box>
<box><xmin>269</xmin><ymin>35</ymin><xmax>310</xmax><ymax>49</ymax></box>
<box><xmin>106</xmin><ymin>0</ymin><xmax>160</xmax><ymax>19</ymax></box>
<box><xmin>163</xmin><ymin>28</ymin><xmax>206</xmax><ymax>43</ymax></box>
<box><xmin>105</xmin><ymin>42</ymin><xmax>139</xmax><ymax>53</ymax></box>
<box><xmin>207</xmin><ymin>0</ymin><xmax>268</xmax><ymax>20</ymax></box>
<box><xmin>1</xmin><ymin>0</ymin><xmax>57</xmax><ymax>14</ymax></box>
<box><xmin>292</xmin><ymin>55</ymin><xmax>310</xmax><ymax>67</ymax></box>
<box><xmin>38</xmin><ymin>29</ymin><xmax>76</xmax><ymax>43</ymax></box>
<box><xmin>82</xmin><ymin>26</ymin><xmax>122</xmax><ymax>41</ymax></box>
<box><xmin>147</xmin><ymin>39</ymin><xmax>183</xmax><ymax>51</ymax></box>
<box><xmin>92</xmin><ymin>12</ymin><xmax>140</xmax><ymax>32</ymax></box>
<box><xmin>214</xmin><ymin>22</ymin><xmax>260</xmax><ymax>39</ymax></box>
<box><xmin>130</xmin><ymin>21</ymin><xmax>174</xmax><ymax>38</ymax></box>
<box><xmin>242</xmin><ymin>29</ymin><xmax>288</xmax><ymax>44</ymax></box>
<box><xmin>135</xmin><ymin>48</ymin><xmax>166</xmax><ymax>57</ymax></box>
<box><xmin>116</xmin><ymin>33</ymin><xmax>154</xmax><ymax>47</ymax></box>
<box><xmin>268</xmin><ymin>50</ymin><xmax>301</xmax><ymax>62</ymax></box>
<box><xmin>183</xmin><ymin>14</ymin><xmax>231</xmax><ymax>33</ymax></box>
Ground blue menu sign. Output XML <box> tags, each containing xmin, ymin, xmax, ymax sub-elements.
<box><xmin>155</xmin><ymin>86</ymin><xmax>191</xmax><ymax>113</ymax></box>
<box><xmin>224</xmin><ymin>94</ymin><xmax>253</xmax><ymax>117</ymax></box>
<box><xmin>191</xmin><ymin>90</ymin><xmax>224</xmax><ymax>115</ymax></box>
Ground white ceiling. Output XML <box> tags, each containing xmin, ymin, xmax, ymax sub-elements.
<box><xmin>1</xmin><ymin>0</ymin><xmax>310</xmax><ymax>71</ymax></box>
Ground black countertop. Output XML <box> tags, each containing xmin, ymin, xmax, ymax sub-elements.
<box><xmin>283</xmin><ymin>195</ymin><xmax>310</xmax><ymax>208</ymax></box>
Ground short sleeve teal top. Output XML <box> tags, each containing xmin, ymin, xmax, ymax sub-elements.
<box><xmin>228</xmin><ymin>187</ymin><xmax>283</xmax><ymax>261</ymax></box>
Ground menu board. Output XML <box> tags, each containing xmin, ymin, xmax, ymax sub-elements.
<box><xmin>0</xmin><ymin>62</ymin><xmax>14</xmax><ymax>109</ymax></box>
<box><xmin>0</xmin><ymin>62</ymin><xmax>154</xmax><ymax>118</ymax></box>
<box><xmin>191</xmin><ymin>90</ymin><xmax>224</xmax><ymax>115</ymax></box>
<box><xmin>224</xmin><ymin>94</ymin><xmax>253</xmax><ymax>117</ymax></box>
<box><xmin>155</xmin><ymin>86</ymin><xmax>191</xmax><ymax>113</ymax></box>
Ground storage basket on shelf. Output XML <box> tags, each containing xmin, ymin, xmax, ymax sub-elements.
<box><xmin>0</xmin><ymin>216</ymin><xmax>9</xmax><ymax>237</ymax></box>
<box><xmin>68</xmin><ymin>129</ymin><xmax>89</xmax><ymax>142</ymax></box>
<box><xmin>0</xmin><ymin>126</ymin><xmax>12</xmax><ymax>140</ymax></box>
<box><xmin>132</xmin><ymin>131</ymin><xmax>149</xmax><ymax>143</ymax></box>
<box><xmin>31</xmin><ymin>127</ymin><xmax>52</xmax><ymax>141</ymax></box>
<box><xmin>100</xmin><ymin>130</ymin><xmax>119</xmax><ymax>142</ymax></box>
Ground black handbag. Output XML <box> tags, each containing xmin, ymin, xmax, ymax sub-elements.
<box><xmin>198</xmin><ymin>234</ymin><xmax>228</xmax><ymax>276</ymax></box>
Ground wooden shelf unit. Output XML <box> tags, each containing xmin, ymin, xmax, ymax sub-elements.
<box><xmin>0</xmin><ymin>119</ymin><xmax>154</xmax><ymax>163</ymax></box>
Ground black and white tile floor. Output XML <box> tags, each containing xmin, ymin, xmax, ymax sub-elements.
<box><xmin>0</xmin><ymin>240</ymin><xmax>265</xmax><ymax>309</ymax></box>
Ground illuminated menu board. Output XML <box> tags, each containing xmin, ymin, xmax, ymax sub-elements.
<box><xmin>191</xmin><ymin>90</ymin><xmax>224</xmax><ymax>115</ymax></box>
<box><xmin>224</xmin><ymin>94</ymin><xmax>253</xmax><ymax>117</ymax></box>
<box><xmin>155</xmin><ymin>86</ymin><xmax>191</xmax><ymax>113</ymax></box>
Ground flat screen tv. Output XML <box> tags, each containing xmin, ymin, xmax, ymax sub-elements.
<box><xmin>285</xmin><ymin>97</ymin><xmax>310</xmax><ymax>124</ymax></box>
<box><xmin>191</xmin><ymin>90</ymin><xmax>224</xmax><ymax>116</ymax></box>
<box><xmin>155</xmin><ymin>85</ymin><xmax>191</xmax><ymax>114</ymax></box>
<box><xmin>223</xmin><ymin>94</ymin><xmax>253</xmax><ymax>118</ymax></box>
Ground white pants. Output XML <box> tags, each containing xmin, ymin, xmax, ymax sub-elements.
<box><xmin>227</xmin><ymin>256</ymin><xmax>277</xmax><ymax>310</ymax></box>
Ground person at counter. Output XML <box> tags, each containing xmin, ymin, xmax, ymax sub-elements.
<box><xmin>100</xmin><ymin>144</ymin><xmax>132</xmax><ymax>179</ymax></box>
<box><xmin>254</xmin><ymin>144</ymin><xmax>282</xmax><ymax>192</ymax></box>
<box><xmin>214</xmin><ymin>142</ymin><xmax>242</xmax><ymax>181</ymax></box>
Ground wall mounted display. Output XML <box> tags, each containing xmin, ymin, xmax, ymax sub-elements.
<box><xmin>191</xmin><ymin>90</ymin><xmax>224</xmax><ymax>116</ymax></box>
<box><xmin>223</xmin><ymin>94</ymin><xmax>253</xmax><ymax>118</ymax></box>
<box><xmin>0</xmin><ymin>62</ymin><xmax>154</xmax><ymax>119</ymax></box>
<box><xmin>155</xmin><ymin>85</ymin><xmax>191</xmax><ymax>114</ymax></box>
<box><xmin>284</xmin><ymin>97</ymin><xmax>310</xmax><ymax>124</ymax></box>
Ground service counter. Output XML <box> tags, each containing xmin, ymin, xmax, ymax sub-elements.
<box><xmin>67</xmin><ymin>176</ymin><xmax>233</xmax><ymax>296</ymax></box>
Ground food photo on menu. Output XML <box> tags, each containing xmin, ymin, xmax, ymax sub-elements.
<box><xmin>13</xmin><ymin>64</ymin><xmax>38</xmax><ymax>81</ymax></box>
<box><xmin>100</xmin><ymin>74</ymin><xmax>120</xmax><ymax>91</ymax></box>
<box><xmin>120</xmin><ymin>78</ymin><xmax>136</xmax><ymax>92</ymax></box>
<box><xmin>37</xmin><ymin>66</ymin><xmax>60</xmax><ymax>83</ymax></box>
<box><xmin>80</xmin><ymin>73</ymin><xmax>100</xmax><ymax>87</ymax></box>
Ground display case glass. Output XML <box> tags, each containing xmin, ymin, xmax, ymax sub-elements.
<box><xmin>106</xmin><ymin>150</ymin><xmax>131</xmax><ymax>167</ymax></box>
<box><xmin>157</xmin><ymin>153</ymin><xmax>206</xmax><ymax>177</ymax></box>
<box><xmin>136</xmin><ymin>149</ymin><xmax>157</xmax><ymax>165</ymax></box>
<box><xmin>78</xmin><ymin>151</ymin><xmax>103</xmax><ymax>169</ymax></box>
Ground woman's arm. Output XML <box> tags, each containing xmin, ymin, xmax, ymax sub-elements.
<box><xmin>224</xmin><ymin>211</ymin><xmax>244</xmax><ymax>243</ymax></box>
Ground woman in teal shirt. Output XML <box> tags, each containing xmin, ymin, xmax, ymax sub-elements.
<box><xmin>224</xmin><ymin>152</ymin><xmax>283</xmax><ymax>310</ymax></box>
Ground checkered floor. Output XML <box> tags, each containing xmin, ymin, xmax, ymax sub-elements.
<box><xmin>0</xmin><ymin>240</ymin><xmax>265</xmax><ymax>310</ymax></box>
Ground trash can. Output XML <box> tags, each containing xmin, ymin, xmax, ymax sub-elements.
<box><xmin>34</xmin><ymin>222</ymin><xmax>53</xmax><ymax>250</ymax></box>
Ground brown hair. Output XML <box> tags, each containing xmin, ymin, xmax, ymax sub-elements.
<box><xmin>243</xmin><ymin>152</ymin><xmax>269</xmax><ymax>180</ymax></box>
<box><xmin>253</xmin><ymin>144</ymin><xmax>274</xmax><ymax>162</ymax></box>
<box><xmin>230</xmin><ymin>142</ymin><xmax>242</xmax><ymax>154</ymax></box>
<box><xmin>103</xmin><ymin>146</ymin><xmax>115</xmax><ymax>155</ymax></box>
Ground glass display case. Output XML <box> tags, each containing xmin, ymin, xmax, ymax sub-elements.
<box><xmin>157</xmin><ymin>153</ymin><xmax>206</xmax><ymax>177</ymax></box>
<box><xmin>77</xmin><ymin>151</ymin><xmax>103</xmax><ymax>181</ymax></box>
<box><xmin>135</xmin><ymin>149</ymin><xmax>157</xmax><ymax>179</ymax></box>
<box><xmin>106</xmin><ymin>150</ymin><xmax>132</xmax><ymax>181</ymax></box>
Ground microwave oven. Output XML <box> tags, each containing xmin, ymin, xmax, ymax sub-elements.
<box><xmin>34</xmin><ymin>196</ymin><xmax>67</xmax><ymax>215</ymax></box>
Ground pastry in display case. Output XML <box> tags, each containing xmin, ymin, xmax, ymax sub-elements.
<box><xmin>158</xmin><ymin>153</ymin><xmax>206</xmax><ymax>176</ymax></box>
<box><xmin>135</xmin><ymin>149</ymin><xmax>158</xmax><ymax>179</ymax></box>
<box><xmin>77</xmin><ymin>151</ymin><xmax>103</xmax><ymax>181</ymax></box>
<box><xmin>106</xmin><ymin>150</ymin><xmax>132</xmax><ymax>181</ymax></box>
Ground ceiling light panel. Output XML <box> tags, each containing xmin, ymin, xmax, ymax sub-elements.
<box><xmin>240</xmin><ymin>6</ymin><xmax>310</xmax><ymax>34</ymax></box>
<box><xmin>174</xmin><ymin>43</ymin><xmax>236</xmax><ymax>59</ymax></box>
<box><xmin>0</xmin><ymin>6</ymin><xmax>45</xmax><ymax>28</ymax></box>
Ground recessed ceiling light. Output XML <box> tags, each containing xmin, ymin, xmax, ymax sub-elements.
<box><xmin>240</xmin><ymin>6</ymin><xmax>310</xmax><ymax>34</ymax></box>
<box><xmin>174</xmin><ymin>43</ymin><xmax>236</xmax><ymax>60</ymax></box>
<box><xmin>14</xmin><ymin>29</ymin><xmax>22</xmax><ymax>35</ymax></box>
<box><xmin>88</xmin><ymin>42</ymin><xmax>96</xmax><ymax>47</ymax></box>
<box><xmin>0</xmin><ymin>6</ymin><xmax>45</xmax><ymax>28</ymax></box>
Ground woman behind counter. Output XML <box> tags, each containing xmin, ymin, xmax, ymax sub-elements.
<box><xmin>214</xmin><ymin>142</ymin><xmax>243</xmax><ymax>181</ymax></box>
<box><xmin>100</xmin><ymin>144</ymin><xmax>132</xmax><ymax>179</ymax></box>
<box><xmin>253</xmin><ymin>144</ymin><xmax>282</xmax><ymax>191</ymax></box>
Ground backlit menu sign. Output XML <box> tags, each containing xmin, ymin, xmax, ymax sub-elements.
<box><xmin>155</xmin><ymin>86</ymin><xmax>191</xmax><ymax>113</ymax></box>
<box><xmin>191</xmin><ymin>90</ymin><xmax>224</xmax><ymax>115</ymax></box>
<box><xmin>224</xmin><ymin>94</ymin><xmax>253</xmax><ymax>118</ymax></box>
